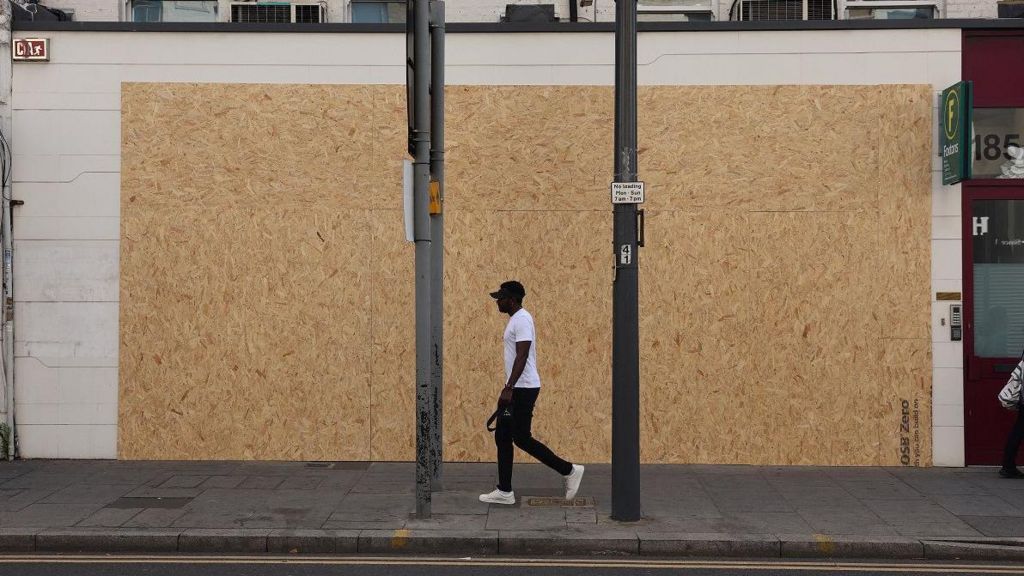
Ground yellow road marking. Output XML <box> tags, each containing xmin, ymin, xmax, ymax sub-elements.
<box><xmin>813</xmin><ymin>534</ymin><xmax>835</xmax><ymax>556</ymax></box>
<box><xmin>391</xmin><ymin>529</ymin><xmax>410</xmax><ymax>549</ymax></box>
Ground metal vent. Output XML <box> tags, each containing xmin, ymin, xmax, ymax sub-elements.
<box><xmin>734</xmin><ymin>0</ymin><xmax>834</xmax><ymax>20</ymax></box>
<box><xmin>230</xmin><ymin>3</ymin><xmax>324</xmax><ymax>23</ymax></box>
<box><xmin>232</xmin><ymin>3</ymin><xmax>290</xmax><ymax>23</ymax></box>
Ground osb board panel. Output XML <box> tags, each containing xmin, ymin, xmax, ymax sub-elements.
<box><xmin>444</xmin><ymin>86</ymin><xmax>614</xmax><ymax>212</ymax></box>
<box><xmin>121</xmin><ymin>83</ymin><xmax>378</xmax><ymax>460</ymax></box>
<box><xmin>638</xmin><ymin>86</ymin><xmax>882</xmax><ymax>213</ymax></box>
<box><xmin>119</xmin><ymin>207</ymin><xmax>373</xmax><ymax>460</ymax></box>
<box><xmin>639</xmin><ymin>211</ymin><xmax>882</xmax><ymax>465</ymax></box>
<box><xmin>877</xmin><ymin>85</ymin><xmax>933</xmax><ymax>341</ymax></box>
<box><xmin>121</xmin><ymin>83</ymin><xmax>932</xmax><ymax>465</ymax></box>
<box><xmin>368</xmin><ymin>210</ymin><xmax>415</xmax><ymax>461</ymax></box>
<box><xmin>121</xmin><ymin>83</ymin><xmax>380</xmax><ymax>212</ymax></box>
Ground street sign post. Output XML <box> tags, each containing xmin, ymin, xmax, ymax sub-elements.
<box><xmin>611</xmin><ymin>0</ymin><xmax>641</xmax><ymax>523</ymax></box>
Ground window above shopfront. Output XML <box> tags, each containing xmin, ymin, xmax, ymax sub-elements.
<box><xmin>638</xmin><ymin>0</ymin><xmax>715</xmax><ymax>21</ymax></box>
<box><xmin>845</xmin><ymin>1</ymin><xmax>937</xmax><ymax>19</ymax></box>
<box><xmin>350</xmin><ymin>0</ymin><xmax>404</xmax><ymax>23</ymax></box>
<box><xmin>129</xmin><ymin>0</ymin><xmax>218</xmax><ymax>22</ymax></box>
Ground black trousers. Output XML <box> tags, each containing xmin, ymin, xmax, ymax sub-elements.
<box><xmin>1003</xmin><ymin>408</ymin><xmax>1024</xmax><ymax>470</ymax></box>
<box><xmin>495</xmin><ymin>387</ymin><xmax>572</xmax><ymax>492</ymax></box>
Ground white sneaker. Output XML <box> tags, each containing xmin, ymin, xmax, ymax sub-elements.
<box><xmin>479</xmin><ymin>488</ymin><xmax>515</xmax><ymax>505</ymax></box>
<box><xmin>564</xmin><ymin>464</ymin><xmax>585</xmax><ymax>499</ymax></box>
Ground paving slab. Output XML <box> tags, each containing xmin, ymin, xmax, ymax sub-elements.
<box><xmin>121</xmin><ymin>508</ymin><xmax>188</xmax><ymax>528</ymax></box>
<box><xmin>485</xmin><ymin>505</ymin><xmax>566</xmax><ymax>531</ymax></box>
<box><xmin>933</xmin><ymin>494</ymin><xmax>1024</xmax><ymax>516</ymax></box>
<box><xmin>41</xmin><ymin>484</ymin><xmax>135</xmax><ymax>506</ymax></box>
<box><xmin>77</xmin><ymin>507</ymin><xmax>143</xmax><ymax>527</ymax></box>
<box><xmin>959</xmin><ymin>515</ymin><xmax>1024</xmax><ymax>536</ymax></box>
<box><xmin>279</xmin><ymin>476</ymin><xmax>325</xmax><ymax>490</ymax></box>
<box><xmin>125</xmin><ymin>487</ymin><xmax>204</xmax><ymax>499</ymax></box>
<box><xmin>430</xmin><ymin>491</ymin><xmax>489</xmax><ymax>515</ymax></box>
<box><xmin>0</xmin><ymin>489</ymin><xmax>58</xmax><ymax>512</ymax></box>
<box><xmin>159</xmin><ymin>475</ymin><xmax>209</xmax><ymax>489</ymax></box>
<box><xmin>2</xmin><ymin>503</ymin><xmax>100</xmax><ymax>528</ymax></box>
<box><xmin>892</xmin><ymin>521</ymin><xmax>985</xmax><ymax>538</ymax></box>
<box><xmin>238</xmin><ymin>476</ymin><xmax>286</xmax><ymax>490</ymax></box>
<box><xmin>199</xmin><ymin>476</ymin><xmax>247</xmax><ymax>489</ymax></box>
<box><xmin>404</xmin><ymin>513</ymin><xmax>488</xmax><ymax>531</ymax></box>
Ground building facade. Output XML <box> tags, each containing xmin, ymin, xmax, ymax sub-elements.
<box><xmin>11</xmin><ymin>19</ymin><xmax>1018</xmax><ymax>467</ymax></box>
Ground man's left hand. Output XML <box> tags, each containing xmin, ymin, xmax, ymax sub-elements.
<box><xmin>498</xmin><ymin>387</ymin><xmax>513</xmax><ymax>406</ymax></box>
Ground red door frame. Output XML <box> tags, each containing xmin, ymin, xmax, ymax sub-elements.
<box><xmin>961</xmin><ymin>30</ymin><xmax>1024</xmax><ymax>465</ymax></box>
<box><xmin>962</xmin><ymin>181</ymin><xmax>1024</xmax><ymax>465</ymax></box>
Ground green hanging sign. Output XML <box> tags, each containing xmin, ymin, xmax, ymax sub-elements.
<box><xmin>941</xmin><ymin>81</ymin><xmax>972</xmax><ymax>185</ymax></box>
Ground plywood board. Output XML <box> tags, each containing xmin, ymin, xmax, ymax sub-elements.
<box><xmin>120</xmin><ymin>83</ymin><xmax>932</xmax><ymax>465</ymax></box>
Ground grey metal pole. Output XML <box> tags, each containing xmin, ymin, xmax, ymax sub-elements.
<box><xmin>412</xmin><ymin>0</ymin><xmax>433</xmax><ymax>519</ymax></box>
<box><xmin>612</xmin><ymin>0</ymin><xmax>641</xmax><ymax>522</ymax></box>
<box><xmin>428</xmin><ymin>0</ymin><xmax>445</xmax><ymax>492</ymax></box>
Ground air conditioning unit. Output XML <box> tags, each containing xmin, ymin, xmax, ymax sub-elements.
<box><xmin>732</xmin><ymin>0</ymin><xmax>834</xmax><ymax>20</ymax></box>
<box><xmin>230</xmin><ymin>2</ymin><xmax>326</xmax><ymax>23</ymax></box>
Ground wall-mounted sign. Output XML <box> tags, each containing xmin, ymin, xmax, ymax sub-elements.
<box><xmin>941</xmin><ymin>81</ymin><xmax>972</xmax><ymax>185</ymax></box>
<box><xmin>12</xmin><ymin>38</ymin><xmax>49</xmax><ymax>62</ymax></box>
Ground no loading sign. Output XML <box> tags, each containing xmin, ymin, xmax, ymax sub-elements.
<box><xmin>611</xmin><ymin>182</ymin><xmax>644</xmax><ymax>204</ymax></box>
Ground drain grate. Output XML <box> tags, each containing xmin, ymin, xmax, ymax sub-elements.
<box><xmin>523</xmin><ymin>496</ymin><xmax>594</xmax><ymax>508</ymax></box>
<box><xmin>304</xmin><ymin>462</ymin><xmax>335</xmax><ymax>469</ymax></box>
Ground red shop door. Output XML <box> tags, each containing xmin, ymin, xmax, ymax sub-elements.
<box><xmin>964</xmin><ymin>184</ymin><xmax>1024</xmax><ymax>465</ymax></box>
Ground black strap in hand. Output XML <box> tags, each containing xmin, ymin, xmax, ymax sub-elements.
<box><xmin>486</xmin><ymin>404</ymin><xmax>513</xmax><ymax>432</ymax></box>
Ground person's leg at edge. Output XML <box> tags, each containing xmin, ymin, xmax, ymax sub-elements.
<box><xmin>1002</xmin><ymin>409</ymin><xmax>1024</xmax><ymax>476</ymax></box>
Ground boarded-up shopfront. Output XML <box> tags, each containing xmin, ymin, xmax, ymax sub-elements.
<box><xmin>11</xmin><ymin>24</ymin><xmax>963</xmax><ymax>464</ymax></box>
<box><xmin>119</xmin><ymin>80</ymin><xmax>931</xmax><ymax>465</ymax></box>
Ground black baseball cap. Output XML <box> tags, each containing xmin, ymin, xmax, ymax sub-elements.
<box><xmin>489</xmin><ymin>280</ymin><xmax>526</xmax><ymax>300</ymax></box>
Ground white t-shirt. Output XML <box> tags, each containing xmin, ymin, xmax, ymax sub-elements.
<box><xmin>504</xmin><ymin>308</ymin><xmax>541</xmax><ymax>388</ymax></box>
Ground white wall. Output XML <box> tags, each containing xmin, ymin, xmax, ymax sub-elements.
<box><xmin>10</xmin><ymin>27</ymin><xmax>962</xmax><ymax>461</ymax></box>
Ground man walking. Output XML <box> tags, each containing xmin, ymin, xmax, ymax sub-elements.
<box><xmin>479</xmin><ymin>280</ymin><xmax>584</xmax><ymax>505</ymax></box>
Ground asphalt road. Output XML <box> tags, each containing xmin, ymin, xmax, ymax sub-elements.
<box><xmin>2</xmin><ymin>556</ymin><xmax>1024</xmax><ymax>576</ymax></box>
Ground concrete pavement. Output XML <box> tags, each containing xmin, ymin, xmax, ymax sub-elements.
<box><xmin>1</xmin><ymin>460</ymin><xmax>1024</xmax><ymax>559</ymax></box>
